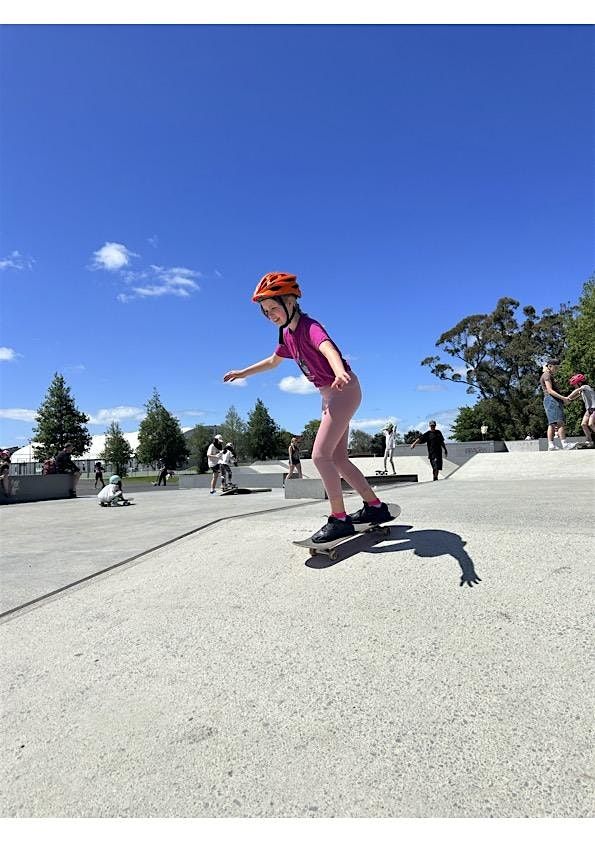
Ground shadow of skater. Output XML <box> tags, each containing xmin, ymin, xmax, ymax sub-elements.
<box><xmin>365</xmin><ymin>524</ymin><xmax>482</xmax><ymax>587</ymax></box>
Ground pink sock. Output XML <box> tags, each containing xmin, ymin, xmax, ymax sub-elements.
<box><xmin>367</xmin><ymin>498</ymin><xmax>381</xmax><ymax>507</ymax></box>
<box><xmin>332</xmin><ymin>511</ymin><xmax>347</xmax><ymax>520</ymax></box>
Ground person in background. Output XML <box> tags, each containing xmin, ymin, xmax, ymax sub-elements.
<box><xmin>55</xmin><ymin>442</ymin><xmax>81</xmax><ymax>498</ymax></box>
<box><xmin>410</xmin><ymin>421</ymin><xmax>448</xmax><ymax>481</ymax></box>
<box><xmin>287</xmin><ymin>437</ymin><xmax>303</xmax><ymax>480</ymax></box>
<box><xmin>207</xmin><ymin>434</ymin><xmax>224</xmax><ymax>495</ymax></box>
<box><xmin>539</xmin><ymin>360</ymin><xmax>575</xmax><ymax>450</ymax></box>
<box><xmin>565</xmin><ymin>373</ymin><xmax>595</xmax><ymax>448</ymax></box>
<box><xmin>94</xmin><ymin>460</ymin><xmax>105</xmax><ymax>489</ymax></box>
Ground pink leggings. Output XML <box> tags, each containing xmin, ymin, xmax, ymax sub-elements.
<box><xmin>312</xmin><ymin>373</ymin><xmax>375</xmax><ymax>502</ymax></box>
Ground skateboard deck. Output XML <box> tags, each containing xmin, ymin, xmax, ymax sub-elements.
<box><xmin>294</xmin><ymin>503</ymin><xmax>401</xmax><ymax>560</ymax></box>
<box><xmin>220</xmin><ymin>487</ymin><xmax>272</xmax><ymax>496</ymax></box>
<box><xmin>99</xmin><ymin>497</ymin><xmax>135</xmax><ymax>506</ymax></box>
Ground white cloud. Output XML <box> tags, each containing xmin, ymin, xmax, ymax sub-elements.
<box><xmin>226</xmin><ymin>378</ymin><xmax>247</xmax><ymax>388</ymax></box>
<box><xmin>0</xmin><ymin>347</ymin><xmax>19</xmax><ymax>362</ymax></box>
<box><xmin>120</xmin><ymin>265</ymin><xmax>201</xmax><ymax>300</ymax></box>
<box><xmin>147</xmin><ymin>235</ymin><xmax>159</xmax><ymax>248</ymax></box>
<box><xmin>91</xmin><ymin>242</ymin><xmax>138</xmax><ymax>272</ymax></box>
<box><xmin>179</xmin><ymin>410</ymin><xmax>207</xmax><ymax>417</ymax></box>
<box><xmin>87</xmin><ymin>406</ymin><xmax>146</xmax><ymax>425</ymax></box>
<box><xmin>350</xmin><ymin>416</ymin><xmax>401</xmax><ymax>432</ymax></box>
<box><xmin>416</xmin><ymin>384</ymin><xmax>447</xmax><ymax>392</ymax></box>
<box><xmin>0</xmin><ymin>408</ymin><xmax>37</xmax><ymax>422</ymax></box>
<box><xmin>0</xmin><ymin>250</ymin><xmax>35</xmax><ymax>271</ymax></box>
<box><xmin>278</xmin><ymin>375</ymin><xmax>318</xmax><ymax>395</ymax></box>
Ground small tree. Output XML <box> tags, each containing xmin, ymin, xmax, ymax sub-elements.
<box><xmin>245</xmin><ymin>398</ymin><xmax>280</xmax><ymax>461</ymax></box>
<box><xmin>186</xmin><ymin>424</ymin><xmax>213</xmax><ymax>473</ymax></box>
<box><xmin>300</xmin><ymin>419</ymin><xmax>321</xmax><ymax>456</ymax></box>
<box><xmin>218</xmin><ymin>405</ymin><xmax>248</xmax><ymax>461</ymax></box>
<box><xmin>100</xmin><ymin>421</ymin><xmax>133</xmax><ymax>476</ymax></box>
<box><xmin>349</xmin><ymin>429</ymin><xmax>373</xmax><ymax>454</ymax></box>
<box><xmin>404</xmin><ymin>429</ymin><xmax>422</xmax><ymax>444</ymax></box>
<box><xmin>32</xmin><ymin>372</ymin><xmax>92</xmax><ymax>461</ymax></box>
<box><xmin>136</xmin><ymin>388</ymin><xmax>189</xmax><ymax>468</ymax></box>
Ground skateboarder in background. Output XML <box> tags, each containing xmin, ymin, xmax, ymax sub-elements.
<box><xmin>223</xmin><ymin>271</ymin><xmax>396</xmax><ymax>544</ymax></box>
<box><xmin>410</xmin><ymin>421</ymin><xmax>448</xmax><ymax>481</ymax></box>
<box><xmin>207</xmin><ymin>434</ymin><xmax>224</xmax><ymax>495</ymax></box>
<box><xmin>565</xmin><ymin>373</ymin><xmax>595</xmax><ymax>447</ymax></box>
<box><xmin>219</xmin><ymin>443</ymin><xmax>237</xmax><ymax>489</ymax></box>
<box><xmin>97</xmin><ymin>475</ymin><xmax>131</xmax><ymax>506</ymax></box>
<box><xmin>382</xmin><ymin>423</ymin><xmax>398</xmax><ymax>475</ymax></box>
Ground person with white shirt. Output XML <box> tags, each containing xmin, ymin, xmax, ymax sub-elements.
<box><xmin>382</xmin><ymin>423</ymin><xmax>398</xmax><ymax>475</ymax></box>
<box><xmin>207</xmin><ymin>434</ymin><xmax>224</xmax><ymax>494</ymax></box>
<box><xmin>219</xmin><ymin>443</ymin><xmax>237</xmax><ymax>490</ymax></box>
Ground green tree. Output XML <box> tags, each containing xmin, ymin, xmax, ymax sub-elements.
<box><xmin>100</xmin><ymin>421</ymin><xmax>133</xmax><ymax>476</ymax></box>
<box><xmin>421</xmin><ymin>296</ymin><xmax>575</xmax><ymax>439</ymax></box>
<box><xmin>136</xmin><ymin>388</ymin><xmax>190</xmax><ymax>468</ymax></box>
<box><xmin>349</xmin><ymin>429</ymin><xmax>373</xmax><ymax>454</ymax></box>
<box><xmin>32</xmin><ymin>372</ymin><xmax>92</xmax><ymax>461</ymax></box>
<box><xmin>404</xmin><ymin>429</ymin><xmax>423</xmax><ymax>444</ymax></box>
<box><xmin>300</xmin><ymin>419</ymin><xmax>321</xmax><ymax>456</ymax></box>
<box><xmin>186</xmin><ymin>424</ymin><xmax>213</xmax><ymax>473</ymax></box>
<box><xmin>559</xmin><ymin>277</ymin><xmax>595</xmax><ymax>436</ymax></box>
<box><xmin>371</xmin><ymin>432</ymin><xmax>385</xmax><ymax>456</ymax></box>
<box><xmin>245</xmin><ymin>399</ymin><xmax>280</xmax><ymax>460</ymax></box>
<box><xmin>218</xmin><ymin>405</ymin><xmax>248</xmax><ymax>461</ymax></box>
<box><xmin>276</xmin><ymin>429</ymin><xmax>294</xmax><ymax>456</ymax></box>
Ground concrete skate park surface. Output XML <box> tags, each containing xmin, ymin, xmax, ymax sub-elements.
<box><xmin>1</xmin><ymin>452</ymin><xmax>593</xmax><ymax>817</ymax></box>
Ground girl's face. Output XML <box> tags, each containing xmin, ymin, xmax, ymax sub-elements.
<box><xmin>261</xmin><ymin>296</ymin><xmax>296</xmax><ymax>325</ymax></box>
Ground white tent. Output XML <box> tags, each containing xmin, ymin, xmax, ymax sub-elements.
<box><xmin>11</xmin><ymin>431</ymin><xmax>141</xmax><ymax>463</ymax></box>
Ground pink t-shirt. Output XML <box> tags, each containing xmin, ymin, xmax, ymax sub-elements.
<box><xmin>274</xmin><ymin>314</ymin><xmax>351</xmax><ymax>388</ymax></box>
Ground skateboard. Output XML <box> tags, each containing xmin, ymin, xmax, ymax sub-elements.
<box><xmin>375</xmin><ymin>470</ymin><xmax>388</xmax><ymax>475</ymax></box>
<box><xmin>220</xmin><ymin>487</ymin><xmax>272</xmax><ymax>495</ymax></box>
<box><xmin>99</xmin><ymin>497</ymin><xmax>135</xmax><ymax>507</ymax></box>
<box><xmin>293</xmin><ymin>503</ymin><xmax>401</xmax><ymax>561</ymax></box>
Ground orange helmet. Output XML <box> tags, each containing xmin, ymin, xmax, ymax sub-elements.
<box><xmin>252</xmin><ymin>272</ymin><xmax>301</xmax><ymax>303</ymax></box>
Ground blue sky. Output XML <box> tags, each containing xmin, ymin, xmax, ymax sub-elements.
<box><xmin>0</xmin><ymin>24</ymin><xmax>592</xmax><ymax>448</ymax></box>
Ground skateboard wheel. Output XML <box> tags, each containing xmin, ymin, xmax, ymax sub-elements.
<box><xmin>329</xmin><ymin>549</ymin><xmax>338</xmax><ymax>561</ymax></box>
<box><xmin>309</xmin><ymin>548</ymin><xmax>317</xmax><ymax>557</ymax></box>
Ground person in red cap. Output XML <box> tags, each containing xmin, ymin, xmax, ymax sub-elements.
<box><xmin>224</xmin><ymin>272</ymin><xmax>397</xmax><ymax>544</ymax></box>
<box><xmin>566</xmin><ymin>373</ymin><xmax>595</xmax><ymax>447</ymax></box>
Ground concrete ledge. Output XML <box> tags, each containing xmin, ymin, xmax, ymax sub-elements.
<box><xmin>180</xmin><ymin>472</ymin><xmax>284</xmax><ymax>489</ymax></box>
<box><xmin>284</xmin><ymin>474</ymin><xmax>419</xmax><ymax>499</ymax></box>
<box><xmin>284</xmin><ymin>479</ymin><xmax>328</xmax><ymax>499</ymax></box>
<box><xmin>0</xmin><ymin>474</ymin><xmax>74</xmax><ymax>504</ymax></box>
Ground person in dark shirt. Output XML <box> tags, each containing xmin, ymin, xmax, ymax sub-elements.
<box><xmin>55</xmin><ymin>442</ymin><xmax>81</xmax><ymax>497</ymax></box>
<box><xmin>410</xmin><ymin>421</ymin><xmax>448</xmax><ymax>481</ymax></box>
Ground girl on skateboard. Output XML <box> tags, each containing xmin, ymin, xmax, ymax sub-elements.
<box><xmin>223</xmin><ymin>272</ymin><xmax>396</xmax><ymax>543</ymax></box>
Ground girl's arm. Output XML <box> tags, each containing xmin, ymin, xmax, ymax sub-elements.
<box><xmin>318</xmin><ymin>340</ymin><xmax>351</xmax><ymax>388</ymax></box>
<box><xmin>566</xmin><ymin>387</ymin><xmax>581</xmax><ymax>401</ymax></box>
<box><xmin>223</xmin><ymin>353</ymin><xmax>284</xmax><ymax>382</ymax></box>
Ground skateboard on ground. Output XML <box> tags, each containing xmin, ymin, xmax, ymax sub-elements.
<box><xmin>220</xmin><ymin>487</ymin><xmax>271</xmax><ymax>496</ymax></box>
<box><xmin>293</xmin><ymin>503</ymin><xmax>401</xmax><ymax>561</ymax></box>
<box><xmin>99</xmin><ymin>497</ymin><xmax>135</xmax><ymax>507</ymax></box>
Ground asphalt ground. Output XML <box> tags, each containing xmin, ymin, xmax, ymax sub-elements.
<box><xmin>0</xmin><ymin>454</ymin><xmax>593</xmax><ymax>817</ymax></box>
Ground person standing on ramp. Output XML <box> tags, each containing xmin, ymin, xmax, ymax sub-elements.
<box><xmin>410</xmin><ymin>420</ymin><xmax>448</xmax><ymax>481</ymax></box>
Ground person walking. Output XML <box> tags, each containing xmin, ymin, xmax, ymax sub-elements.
<box><xmin>287</xmin><ymin>437</ymin><xmax>303</xmax><ymax>480</ymax></box>
<box><xmin>410</xmin><ymin>421</ymin><xmax>448</xmax><ymax>481</ymax></box>
<box><xmin>154</xmin><ymin>463</ymin><xmax>169</xmax><ymax>486</ymax></box>
<box><xmin>540</xmin><ymin>359</ymin><xmax>576</xmax><ymax>450</ymax></box>
<box><xmin>223</xmin><ymin>271</ymin><xmax>396</xmax><ymax>543</ymax></box>
<box><xmin>94</xmin><ymin>460</ymin><xmax>105</xmax><ymax>489</ymax></box>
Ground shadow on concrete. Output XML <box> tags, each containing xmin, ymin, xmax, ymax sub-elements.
<box><xmin>305</xmin><ymin>523</ymin><xmax>482</xmax><ymax>587</ymax></box>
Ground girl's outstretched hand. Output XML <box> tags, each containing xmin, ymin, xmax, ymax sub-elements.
<box><xmin>223</xmin><ymin>370</ymin><xmax>242</xmax><ymax>382</ymax></box>
<box><xmin>331</xmin><ymin>371</ymin><xmax>351</xmax><ymax>390</ymax></box>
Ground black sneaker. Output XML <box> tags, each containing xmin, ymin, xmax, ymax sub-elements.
<box><xmin>310</xmin><ymin>516</ymin><xmax>355</xmax><ymax>544</ymax></box>
<box><xmin>348</xmin><ymin>501</ymin><xmax>394</xmax><ymax>530</ymax></box>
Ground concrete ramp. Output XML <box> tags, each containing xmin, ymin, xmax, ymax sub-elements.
<box><xmin>450</xmin><ymin>450</ymin><xmax>595</xmax><ymax>481</ymax></box>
